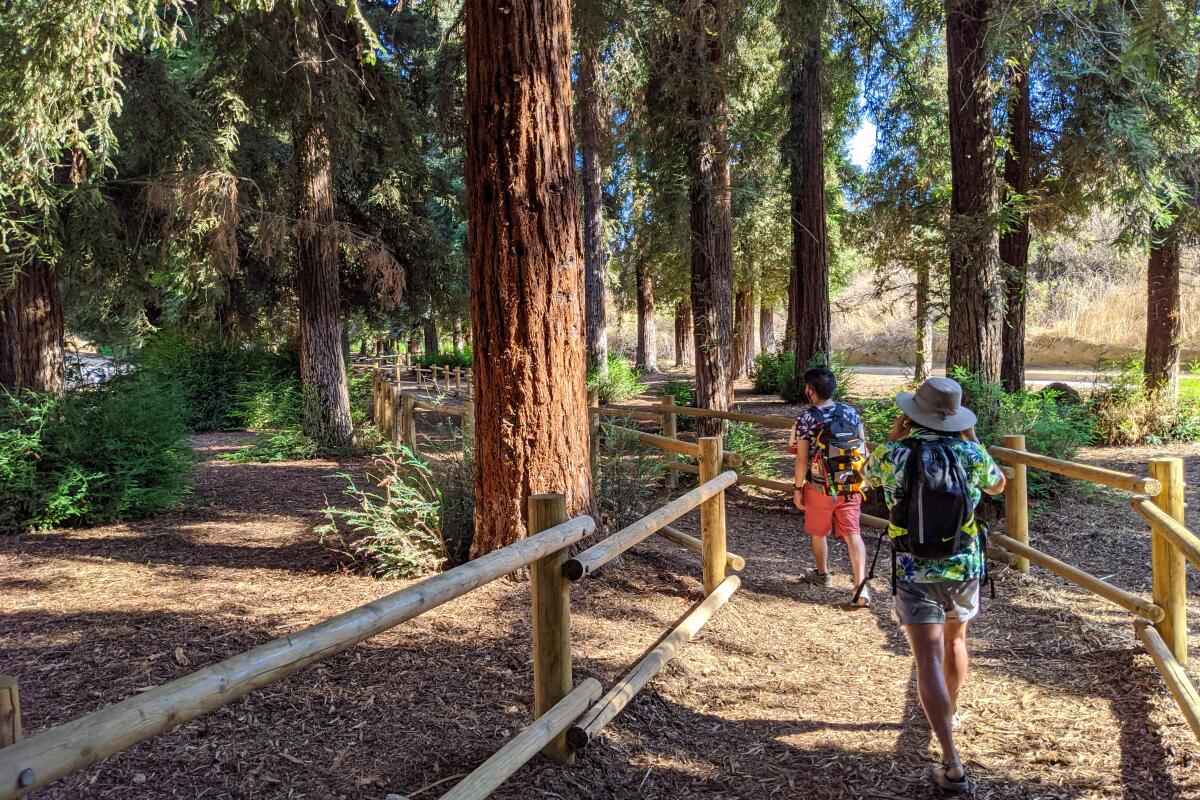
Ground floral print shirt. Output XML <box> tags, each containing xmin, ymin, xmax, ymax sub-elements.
<box><xmin>865</xmin><ymin>430</ymin><xmax>1003</xmax><ymax>583</ymax></box>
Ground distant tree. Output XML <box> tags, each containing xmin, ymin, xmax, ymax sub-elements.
<box><xmin>999</xmin><ymin>59</ymin><xmax>1031</xmax><ymax>392</ymax></box>
<box><xmin>576</xmin><ymin>0</ymin><xmax>609</xmax><ymax>377</ymax></box>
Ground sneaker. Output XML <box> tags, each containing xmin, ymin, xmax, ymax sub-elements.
<box><xmin>853</xmin><ymin>586</ymin><xmax>871</xmax><ymax>607</ymax></box>
<box><xmin>802</xmin><ymin>569</ymin><xmax>832</xmax><ymax>587</ymax></box>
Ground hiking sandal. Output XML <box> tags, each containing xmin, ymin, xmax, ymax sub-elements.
<box><xmin>802</xmin><ymin>569</ymin><xmax>832</xmax><ymax>587</ymax></box>
<box><xmin>926</xmin><ymin>764</ymin><xmax>971</xmax><ymax>794</ymax></box>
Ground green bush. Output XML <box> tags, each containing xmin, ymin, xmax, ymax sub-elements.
<box><xmin>221</xmin><ymin>429</ymin><xmax>318</xmax><ymax>464</ymax></box>
<box><xmin>1089</xmin><ymin>358</ymin><xmax>1200</xmax><ymax>445</ymax></box>
<box><xmin>587</xmin><ymin>354</ymin><xmax>647</xmax><ymax>404</ymax></box>
<box><xmin>416</xmin><ymin>349</ymin><xmax>473</xmax><ymax>369</ymax></box>
<box><xmin>0</xmin><ymin>377</ymin><xmax>192</xmax><ymax>533</ymax></box>
<box><xmin>724</xmin><ymin>422</ymin><xmax>777</xmax><ymax>479</ymax></box>
<box><xmin>317</xmin><ymin>444</ymin><xmax>449</xmax><ymax>579</ymax></box>
<box><xmin>657</xmin><ymin>380</ymin><xmax>695</xmax><ymax>408</ymax></box>
<box><xmin>231</xmin><ymin>365</ymin><xmax>304</xmax><ymax>430</ymax></box>
<box><xmin>593</xmin><ymin>424</ymin><xmax>667</xmax><ymax>533</ymax></box>
<box><xmin>751</xmin><ymin>351</ymin><xmax>789</xmax><ymax>395</ymax></box>
<box><xmin>752</xmin><ymin>351</ymin><xmax>852</xmax><ymax>403</ymax></box>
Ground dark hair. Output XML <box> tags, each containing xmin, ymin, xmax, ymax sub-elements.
<box><xmin>802</xmin><ymin>367</ymin><xmax>837</xmax><ymax>401</ymax></box>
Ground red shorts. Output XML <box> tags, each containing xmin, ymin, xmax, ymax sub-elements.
<box><xmin>802</xmin><ymin>482</ymin><xmax>862</xmax><ymax>539</ymax></box>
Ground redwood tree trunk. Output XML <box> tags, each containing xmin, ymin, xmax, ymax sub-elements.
<box><xmin>0</xmin><ymin>261</ymin><xmax>65</xmax><ymax>393</ymax></box>
<box><xmin>635</xmin><ymin>259</ymin><xmax>658</xmax><ymax>373</ymax></box>
<box><xmin>422</xmin><ymin>317</ymin><xmax>438</xmax><ymax>356</ymax></box>
<box><xmin>293</xmin><ymin>12</ymin><xmax>352</xmax><ymax>448</ymax></box>
<box><xmin>675</xmin><ymin>298</ymin><xmax>695</xmax><ymax>367</ymax></box>
<box><xmin>733</xmin><ymin>288</ymin><xmax>753</xmax><ymax>379</ymax></box>
<box><xmin>466</xmin><ymin>0</ymin><xmax>592</xmax><ymax>554</ymax></box>
<box><xmin>915</xmin><ymin>262</ymin><xmax>935</xmax><ymax>381</ymax></box>
<box><xmin>760</xmin><ymin>303</ymin><xmax>776</xmax><ymax>354</ymax></box>
<box><xmin>452</xmin><ymin>318</ymin><xmax>464</xmax><ymax>351</ymax></box>
<box><xmin>406</xmin><ymin>328</ymin><xmax>420</xmax><ymax>358</ymax></box>
<box><xmin>944</xmin><ymin>0</ymin><xmax>1004</xmax><ymax>383</ymax></box>
<box><xmin>1145</xmin><ymin>222</ymin><xmax>1181</xmax><ymax>400</ymax></box>
<box><xmin>999</xmin><ymin>62</ymin><xmax>1031</xmax><ymax>393</ymax></box>
<box><xmin>684</xmin><ymin>0</ymin><xmax>734</xmax><ymax>436</ymax></box>
<box><xmin>579</xmin><ymin>38</ymin><xmax>609</xmax><ymax>377</ymax></box>
<box><xmin>784</xmin><ymin>3</ymin><xmax>831</xmax><ymax>376</ymax></box>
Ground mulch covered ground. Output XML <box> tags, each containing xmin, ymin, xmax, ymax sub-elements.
<box><xmin>2</xmin><ymin>384</ymin><xmax>1198</xmax><ymax>799</ymax></box>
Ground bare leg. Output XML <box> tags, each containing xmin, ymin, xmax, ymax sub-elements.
<box><xmin>943</xmin><ymin>621</ymin><xmax>969</xmax><ymax>713</ymax></box>
<box><xmin>904</xmin><ymin>622</ymin><xmax>964</xmax><ymax>780</ymax></box>
<box><xmin>810</xmin><ymin>534</ymin><xmax>828</xmax><ymax>574</ymax></box>
<box><xmin>845</xmin><ymin>533</ymin><xmax>867</xmax><ymax>586</ymax></box>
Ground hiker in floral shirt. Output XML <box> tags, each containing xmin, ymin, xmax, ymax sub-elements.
<box><xmin>864</xmin><ymin>377</ymin><xmax>1005</xmax><ymax>794</ymax></box>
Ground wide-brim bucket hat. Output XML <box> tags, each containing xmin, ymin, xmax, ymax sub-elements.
<box><xmin>895</xmin><ymin>376</ymin><xmax>977</xmax><ymax>433</ymax></box>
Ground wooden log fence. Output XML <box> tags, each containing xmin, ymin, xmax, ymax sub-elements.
<box><xmin>989</xmin><ymin>446</ymin><xmax>1161</xmax><ymax>496</ymax></box>
<box><xmin>1134</xmin><ymin>619</ymin><xmax>1200</xmax><ymax>742</ymax></box>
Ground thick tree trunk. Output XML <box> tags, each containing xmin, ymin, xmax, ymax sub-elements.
<box><xmin>675</xmin><ymin>298</ymin><xmax>695</xmax><ymax>367</ymax></box>
<box><xmin>1145</xmin><ymin>222</ymin><xmax>1181</xmax><ymax>400</ymax></box>
<box><xmin>759</xmin><ymin>304</ymin><xmax>776</xmax><ymax>354</ymax></box>
<box><xmin>684</xmin><ymin>0</ymin><xmax>734</xmax><ymax>436</ymax></box>
<box><xmin>784</xmin><ymin>3</ymin><xmax>831</xmax><ymax>377</ymax></box>
<box><xmin>422</xmin><ymin>317</ymin><xmax>439</xmax><ymax>356</ymax></box>
<box><xmin>0</xmin><ymin>261</ymin><xmax>65</xmax><ymax>393</ymax></box>
<box><xmin>999</xmin><ymin>62</ymin><xmax>1031</xmax><ymax>393</ymax></box>
<box><xmin>915</xmin><ymin>262</ymin><xmax>935</xmax><ymax>381</ymax></box>
<box><xmin>452</xmin><ymin>318</ymin><xmax>464</xmax><ymax>352</ymax></box>
<box><xmin>944</xmin><ymin>0</ymin><xmax>1004</xmax><ymax>383</ymax></box>
<box><xmin>466</xmin><ymin>0</ymin><xmax>592</xmax><ymax>554</ymax></box>
<box><xmin>406</xmin><ymin>329</ymin><xmax>421</xmax><ymax>358</ymax></box>
<box><xmin>635</xmin><ymin>259</ymin><xmax>658</xmax><ymax>373</ymax></box>
<box><xmin>733</xmin><ymin>288</ymin><xmax>753</xmax><ymax>379</ymax></box>
<box><xmin>578</xmin><ymin>39</ymin><xmax>609</xmax><ymax>377</ymax></box>
<box><xmin>293</xmin><ymin>13</ymin><xmax>352</xmax><ymax>448</ymax></box>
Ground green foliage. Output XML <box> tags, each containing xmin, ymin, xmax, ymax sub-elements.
<box><xmin>751</xmin><ymin>351</ymin><xmax>791</xmax><ymax>395</ymax></box>
<box><xmin>221</xmin><ymin>430</ymin><xmax>317</xmax><ymax>464</ymax></box>
<box><xmin>723</xmin><ymin>422</ymin><xmax>777</xmax><ymax>479</ymax></box>
<box><xmin>587</xmin><ymin>354</ymin><xmax>647</xmax><ymax>404</ymax></box>
<box><xmin>317</xmin><ymin>444</ymin><xmax>448</xmax><ymax>579</ymax></box>
<box><xmin>347</xmin><ymin>370</ymin><xmax>376</xmax><ymax>428</ymax></box>
<box><xmin>858</xmin><ymin>397</ymin><xmax>904</xmax><ymax>444</ymax></box>
<box><xmin>232</xmin><ymin>364</ymin><xmax>304</xmax><ymax>430</ymax></box>
<box><xmin>0</xmin><ymin>377</ymin><xmax>192</xmax><ymax>533</ymax></box>
<box><xmin>658</xmin><ymin>380</ymin><xmax>695</xmax><ymax>408</ymax></box>
<box><xmin>593</xmin><ymin>424</ymin><xmax>666</xmax><ymax>533</ymax></box>
<box><xmin>1089</xmin><ymin>358</ymin><xmax>1200</xmax><ymax>445</ymax></box>
<box><xmin>753</xmin><ymin>351</ymin><xmax>853</xmax><ymax>404</ymax></box>
<box><xmin>952</xmin><ymin>369</ymin><xmax>1092</xmax><ymax>461</ymax></box>
<box><xmin>415</xmin><ymin>349</ymin><xmax>473</xmax><ymax>368</ymax></box>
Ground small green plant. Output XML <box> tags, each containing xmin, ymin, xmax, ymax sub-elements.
<box><xmin>593</xmin><ymin>423</ymin><xmax>666</xmax><ymax>532</ymax></box>
<box><xmin>317</xmin><ymin>444</ymin><xmax>448</xmax><ymax>579</ymax></box>
<box><xmin>587</xmin><ymin>354</ymin><xmax>647</xmax><ymax>404</ymax></box>
<box><xmin>416</xmin><ymin>348</ymin><xmax>473</xmax><ymax>369</ymax></box>
<box><xmin>232</xmin><ymin>366</ymin><xmax>304</xmax><ymax>430</ymax></box>
<box><xmin>221</xmin><ymin>429</ymin><xmax>318</xmax><ymax>463</ymax></box>
<box><xmin>723</xmin><ymin>421</ymin><xmax>779</xmax><ymax>479</ymax></box>
<box><xmin>751</xmin><ymin>351</ymin><xmax>788</xmax><ymax>395</ymax></box>
<box><xmin>658</xmin><ymin>380</ymin><xmax>695</xmax><ymax>408</ymax></box>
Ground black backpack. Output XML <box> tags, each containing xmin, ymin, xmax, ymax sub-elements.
<box><xmin>889</xmin><ymin>437</ymin><xmax>973</xmax><ymax>558</ymax></box>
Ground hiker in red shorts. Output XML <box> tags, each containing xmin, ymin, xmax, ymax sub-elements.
<box><xmin>792</xmin><ymin>366</ymin><xmax>870</xmax><ymax>606</ymax></box>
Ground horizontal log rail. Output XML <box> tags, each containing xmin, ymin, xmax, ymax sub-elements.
<box><xmin>988</xmin><ymin>446</ymin><xmax>1161</xmax><ymax>496</ymax></box>
<box><xmin>564</xmin><ymin>471</ymin><xmax>738</xmax><ymax>581</ymax></box>
<box><xmin>1134</xmin><ymin>619</ymin><xmax>1200</xmax><ymax>743</ymax></box>
<box><xmin>0</xmin><ymin>516</ymin><xmax>596</xmax><ymax>799</ymax></box>
<box><xmin>638</xmin><ymin>403</ymin><xmax>794</xmax><ymax>429</ymax></box>
<box><xmin>412</xmin><ymin>397</ymin><xmax>466</xmax><ymax>417</ymax></box>
<box><xmin>990</xmin><ymin>533</ymin><xmax>1164</xmax><ymax>622</ymax></box>
<box><xmin>656</xmin><ymin>525</ymin><xmax>746</xmax><ymax>572</ymax></box>
<box><xmin>589</xmin><ymin>406</ymin><xmax>663</xmax><ymax>423</ymax></box>
<box><xmin>603</xmin><ymin>424</ymin><xmax>742</xmax><ymax>467</ymax></box>
<box><xmin>440</xmin><ymin>678</ymin><xmax>602</xmax><ymax>800</ymax></box>
<box><xmin>568</xmin><ymin>576</ymin><xmax>741</xmax><ymax>748</ymax></box>
<box><xmin>1130</xmin><ymin>496</ymin><xmax>1200</xmax><ymax>571</ymax></box>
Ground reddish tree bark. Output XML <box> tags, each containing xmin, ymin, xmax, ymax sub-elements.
<box><xmin>944</xmin><ymin>0</ymin><xmax>1004</xmax><ymax>383</ymax></box>
<box><xmin>293</xmin><ymin>10</ymin><xmax>352</xmax><ymax>448</ymax></box>
<box><xmin>422</xmin><ymin>317</ymin><xmax>439</xmax><ymax>356</ymax></box>
<box><xmin>0</xmin><ymin>261</ymin><xmax>64</xmax><ymax>393</ymax></box>
<box><xmin>466</xmin><ymin>0</ymin><xmax>592</xmax><ymax>554</ymax></box>
<box><xmin>1145</xmin><ymin>222</ymin><xmax>1181</xmax><ymax>399</ymax></box>
<box><xmin>1000</xmin><ymin>62</ymin><xmax>1031</xmax><ymax>392</ymax></box>
<box><xmin>578</xmin><ymin>38</ymin><xmax>608</xmax><ymax>377</ymax></box>
<box><xmin>683</xmin><ymin>0</ymin><xmax>734</xmax><ymax>435</ymax></box>
<box><xmin>635</xmin><ymin>259</ymin><xmax>658</xmax><ymax>373</ymax></box>
<box><xmin>733</xmin><ymin>288</ymin><xmax>753</xmax><ymax>379</ymax></box>
<box><xmin>675</xmin><ymin>298</ymin><xmax>695</xmax><ymax>367</ymax></box>
<box><xmin>759</xmin><ymin>303</ymin><xmax>776</xmax><ymax>354</ymax></box>
<box><xmin>784</xmin><ymin>2</ymin><xmax>831</xmax><ymax>376</ymax></box>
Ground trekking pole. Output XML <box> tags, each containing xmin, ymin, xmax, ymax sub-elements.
<box><xmin>851</xmin><ymin>530</ymin><xmax>888</xmax><ymax>604</ymax></box>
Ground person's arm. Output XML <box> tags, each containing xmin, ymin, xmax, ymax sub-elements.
<box><xmin>972</xmin><ymin>441</ymin><xmax>1006</xmax><ymax>496</ymax></box>
<box><xmin>793</xmin><ymin>439</ymin><xmax>809</xmax><ymax>509</ymax></box>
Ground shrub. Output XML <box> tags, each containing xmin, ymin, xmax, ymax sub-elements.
<box><xmin>657</xmin><ymin>380</ymin><xmax>695</xmax><ymax>408</ymax></box>
<box><xmin>1088</xmin><ymin>358</ymin><xmax>1200</xmax><ymax>445</ymax></box>
<box><xmin>221</xmin><ymin>429</ymin><xmax>318</xmax><ymax>463</ymax></box>
<box><xmin>231</xmin><ymin>365</ymin><xmax>304</xmax><ymax>431</ymax></box>
<box><xmin>723</xmin><ymin>422</ymin><xmax>777</xmax><ymax>478</ymax></box>
<box><xmin>317</xmin><ymin>444</ymin><xmax>449</xmax><ymax>579</ymax></box>
<box><xmin>416</xmin><ymin>349</ymin><xmax>473</xmax><ymax>369</ymax></box>
<box><xmin>587</xmin><ymin>354</ymin><xmax>647</xmax><ymax>404</ymax></box>
<box><xmin>753</xmin><ymin>351</ymin><xmax>852</xmax><ymax>403</ymax></box>
<box><xmin>593</xmin><ymin>424</ymin><xmax>666</xmax><ymax>532</ymax></box>
<box><xmin>751</xmin><ymin>351</ymin><xmax>788</xmax><ymax>395</ymax></box>
<box><xmin>0</xmin><ymin>377</ymin><xmax>192</xmax><ymax>533</ymax></box>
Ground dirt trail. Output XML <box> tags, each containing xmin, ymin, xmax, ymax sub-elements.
<box><xmin>1</xmin><ymin>421</ymin><xmax>1198</xmax><ymax>799</ymax></box>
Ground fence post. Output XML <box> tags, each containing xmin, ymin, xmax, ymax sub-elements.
<box><xmin>393</xmin><ymin>356</ymin><xmax>401</xmax><ymax>384</ymax></box>
<box><xmin>587</xmin><ymin>389</ymin><xmax>600</xmax><ymax>469</ymax></box>
<box><xmin>400</xmin><ymin>393</ymin><xmax>417</xmax><ymax>454</ymax></box>
<box><xmin>1149</xmin><ymin>457</ymin><xmax>1188</xmax><ymax>664</ymax></box>
<box><xmin>0</xmin><ymin>676</ymin><xmax>20</xmax><ymax>748</ymax></box>
<box><xmin>371</xmin><ymin>372</ymin><xmax>383</xmax><ymax>423</ymax></box>
<box><xmin>528</xmin><ymin>494</ymin><xmax>574</xmax><ymax>764</ymax></box>
<box><xmin>455</xmin><ymin>366</ymin><xmax>463</xmax><ymax>397</ymax></box>
<box><xmin>661</xmin><ymin>395</ymin><xmax>678</xmax><ymax>489</ymax></box>
<box><xmin>699</xmin><ymin>437</ymin><xmax>727</xmax><ymax>595</ymax></box>
<box><xmin>1001</xmin><ymin>434</ymin><xmax>1029</xmax><ymax>574</ymax></box>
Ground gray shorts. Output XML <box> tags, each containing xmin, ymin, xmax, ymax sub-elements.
<box><xmin>894</xmin><ymin>579</ymin><xmax>980</xmax><ymax>625</ymax></box>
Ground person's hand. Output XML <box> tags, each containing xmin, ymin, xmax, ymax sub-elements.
<box><xmin>888</xmin><ymin>413</ymin><xmax>912</xmax><ymax>441</ymax></box>
<box><xmin>960</xmin><ymin>426</ymin><xmax>979</xmax><ymax>443</ymax></box>
<box><xmin>793</xmin><ymin>486</ymin><xmax>805</xmax><ymax>510</ymax></box>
